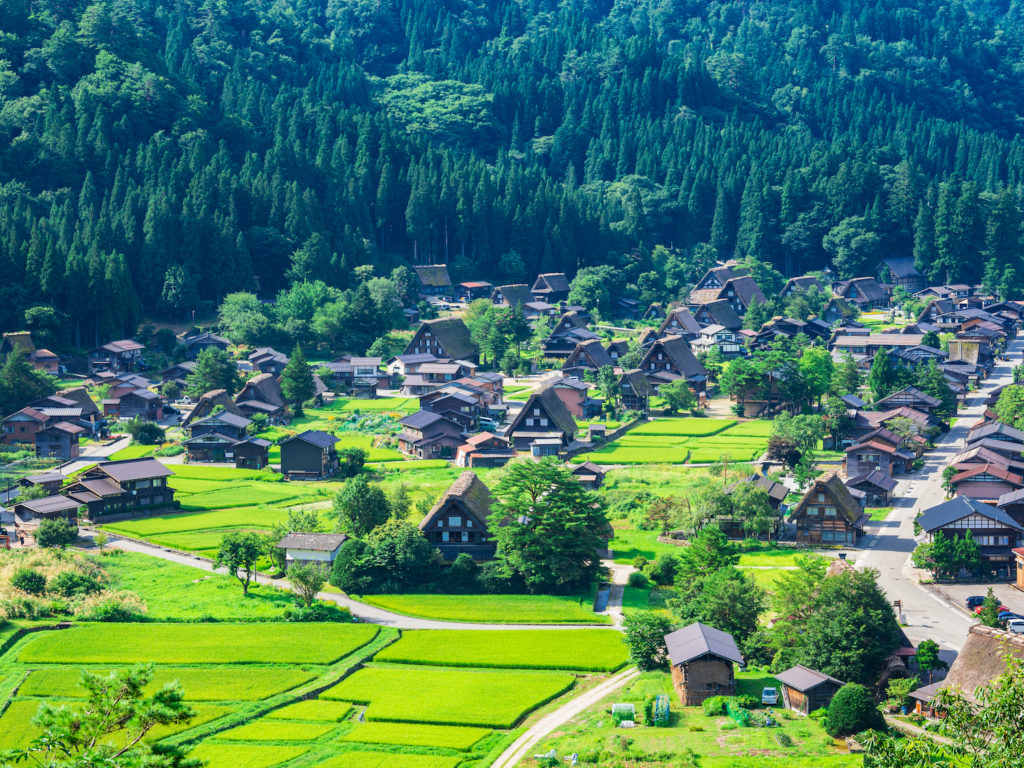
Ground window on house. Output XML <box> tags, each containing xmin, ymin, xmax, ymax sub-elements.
<box><xmin>824</xmin><ymin>507</ymin><xmax>836</xmax><ymax>517</ymax></box>
<box><xmin>449</xmin><ymin>516</ymin><xmax>461</xmax><ymax>527</ymax></box>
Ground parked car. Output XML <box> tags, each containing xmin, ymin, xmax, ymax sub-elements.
<box><xmin>761</xmin><ymin>687</ymin><xmax>779</xmax><ymax>705</ymax></box>
<box><xmin>965</xmin><ymin>596</ymin><xmax>986</xmax><ymax>609</ymax></box>
<box><xmin>998</xmin><ymin>611</ymin><xmax>1023</xmax><ymax>622</ymax></box>
<box><xmin>1007</xmin><ymin>619</ymin><xmax>1024</xmax><ymax>634</ymax></box>
<box><xmin>975</xmin><ymin>603</ymin><xmax>1010</xmax><ymax>615</ymax></box>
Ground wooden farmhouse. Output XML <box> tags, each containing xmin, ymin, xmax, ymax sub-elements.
<box><xmin>276</xmin><ymin>533</ymin><xmax>348</xmax><ymax>567</ymax></box>
<box><xmin>1</xmin><ymin>407</ymin><xmax>49</xmax><ymax>447</ymax></box>
<box><xmin>403</xmin><ymin>318</ymin><xmax>478</xmax><ymax>363</ymax></box>
<box><xmin>413</xmin><ymin>264</ymin><xmax>452</xmax><ymax>297</ymax></box>
<box><xmin>397</xmin><ymin>411</ymin><xmax>465</xmax><ymax>459</ymax></box>
<box><xmin>687</xmin><ymin>266</ymin><xmax>736</xmax><ymax>306</ymax></box>
<box><xmin>279</xmin><ymin>430</ymin><xmax>339</xmax><ymax>480</ymax></box>
<box><xmin>506</xmin><ymin>388</ymin><xmax>578</xmax><ymax>451</ymax></box>
<box><xmin>12</xmin><ymin>495</ymin><xmax>81</xmax><ymax>529</ymax></box>
<box><xmin>530</xmin><ymin>272</ymin><xmax>571</xmax><ymax>303</ymax></box>
<box><xmin>917</xmin><ymin>496</ymin><xmax>1024</xmax><ymax>580</ymax></box>
<box><xmin>657</xmin><ymin>307</ymin><xmax>702</xmax><ymax>339</ymax></box>
<box><xmin>35</xmin><ymin>421</ymin><xmax>84</xmax><ymax>460</ymax></box>
<box><xmin>63</xmin><ymin>458</ymin><xmax>178</xmax><ymax>521</ymax></box>
<box><xmin>418</xmin><ymin>471</ymin><xmax>496</xmax><ymax>560</ymax></box>
<box><xmin>619</xmin><ymin>370</ymin><xmax>653</xmax><ymax>413</ymax></box>
<box><xmin>638</xmin><ymin>335</ymin><xmax>709</xmax><ymax>393</ymax></box>
<box><xmin>665</xmin><ymin>623</ymin><xmax>744</xmax><ymax>706</ymax></box>
<box><xmin>790</xmin><ymin>472</ymin><xmax>868</xmax><ymax>545</ymax></box>
<box><xmin>491</xmin><ymin>284</ymin><xmax>533</xmax><ymax>308</ymax></box>
<box><xmin>774</xmin><ymin>665</ymin><xmax>844</xmax><ymax>715</ymax></box>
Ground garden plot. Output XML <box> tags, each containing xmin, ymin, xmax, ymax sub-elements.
<box><xmin>322</xmin><ymin>666</ymin><xmax>575</xmax><ymax>728</ymax></box>
<box><xmin>357</xmin><ymin>592</ymin><xmax>610</xmax><ymax>624</ymax></box>
<box><xmin>19</xmin><ymin>623</ymin><xmax>378</xmax><ymax>665</ymax></box>
<box><xmin>375</xmin><ymin>629</ymin><xmax>627</xmax><ymax>672</ymax></box>
<box><xmin>18</xmin><ymin>665</ymin><xmax>316</xmax><ymax>700</ymax></box>
<box><xmin>340</xmin><ymin>722</ymin><xmax>490</xmax><ymax>750</ymax></box>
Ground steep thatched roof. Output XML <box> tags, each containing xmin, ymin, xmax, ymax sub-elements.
<box><xmin>419</xmin><ymin>471</ymin><xmax>495</xmax><ymax>531</ymax></box>
<box><xmin>914</xmin><ymin>625</ymin><xmax>1024</xmax><ymax>704</ymax></box>
<box><xmin>791</xmin><ymin>471</ymin><xmax>863</xmax><ymax>525</ymax></box>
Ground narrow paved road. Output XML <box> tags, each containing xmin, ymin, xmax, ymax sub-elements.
<box><xmin>856</xmin><ymin>337</ymin><xmax>1023</xmax><ymax>650</ymax></box>
<box><xmin>490</xmin><ymin>667</ymin><xmax>640</xmax><ymax>768</ymax></box>
<box><xmin>100</xmin><ymin>533</ymin><xmax>619</xmax><ymax>631</ymax></box>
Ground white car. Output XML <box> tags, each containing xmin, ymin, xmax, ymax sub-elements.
<box><xmin>1007</xmin><ymin>619</ymin><xmax>1024</xmax><ymax>634</ymax></box>
<box><xmin>761</xmin><ymin>686</ymin><xmax>779</xmax><ymax>705</ymax></box>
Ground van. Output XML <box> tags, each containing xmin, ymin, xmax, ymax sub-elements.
<box><xmin>1007</xmin><ymin>619</ymin><xmax>1024</xmax><ymax>634</ymax></box>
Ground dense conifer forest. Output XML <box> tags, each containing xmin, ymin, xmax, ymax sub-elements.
<box><xmin>1</xmin><ymin>0</ymin><xmax>1024</xmax><ymax>345</ymax></box>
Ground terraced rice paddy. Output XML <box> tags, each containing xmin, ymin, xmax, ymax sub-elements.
<box><xmin>575</xmin><ymin>417</ymin><xmax>770</xmax><ymax>464</ymax></box>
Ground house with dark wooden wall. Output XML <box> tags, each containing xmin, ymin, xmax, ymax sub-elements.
<box><xmin>35</xmin><ymin>421</ymin><xmax>84</xmax><ymax>459</ymax></box>
<box><xmin>918</xmin><ymin>496</ymin><xmax>1024</xmax><ymax>580</ymax></box>
<box><xmin>790</xmin><ymin>472</ymin><xmax>869</xmax><ymax>545</ymax></box>
<box><xmin>638</xmin><ymin>335</ymin><xmax>709</xmax><ymax>393</ymax></box>
<box><xmin>506</xmin><ymin>388</ymin><xmax>578</xmax><ymax>450</ymax></box>
<box><xmin>418</xmin><ymin>471</ymin><xmax>497</xmax><ymax>560</ymax></box>
<box><xmin>774</xmin><ymin>666</ymin><xmax>845</xmax><ymax>715</ymax></box>
<box><xmin>665</xmin><ymin>623</ymin><xmax>744</xmax><ymax>706</ymax></box>
<box><xmin>403</xmin><ymin>318</ymin><xmax>478</xmax><ymax>363</ymax></box>
<box><xmin>279</xmin><ymin>431</ymin><xmax>339</xmax><ymax>480</ymax></box>
<box><xmin>530</xmin><ymin>273</ymin><xmax>571</xmax><ymax>303</ymax></box>
<box><xmin>64</xmin><ymin>458</ymin><xmax>178</xmax><ymax>521</ymax></box>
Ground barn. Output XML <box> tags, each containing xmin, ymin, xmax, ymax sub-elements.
<box><xmin>665</xmin><ymin>623</ymin><xmax>743</xmax><ymax>706</ymax></box>
<box><xmin>773</xmin><ymin>665</ymin><xmax>844</xmax><ymax>715</ymax></box>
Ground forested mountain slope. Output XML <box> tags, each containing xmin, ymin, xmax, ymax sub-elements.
<box><xmin>1</xmin><ymin>0</ymin><xmax>1023</xmax><ymax>343</ymax></box>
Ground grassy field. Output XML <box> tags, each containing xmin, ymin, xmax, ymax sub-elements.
<box><xmin>19</xmin><ymin>623</ymin><xmax>378</xmax><ymax>664</ymax></box>
<box><xmin>532</xmin><ymin>670</ymin><xmax>859</xmax><ymax>767</ymax></box>
<box><xmin>375</xmin><ymin>629</ymin><xmax>628</xmax><ymax>671</ymax></box>
<box><xmin>99</xmin><ymin>552</ymin><xmax>296</xmax><ymax>620</ymax></box>
<box><xmin>574</xmin><ymin>417</ymin><xmax>770</xmax><ymax>464</ymax></box>
<box><xmin>340</xmin><ymin>722</ymin><xmax>491</xmax><ymax>750</ymax></box>
<box><xmin>322</xmin><ymin>666</ymin><xmax>576</xmax><ymax>728</ymax></box>
<box><xmin>109</xmin><ymin>443</ymin><xmax>158</xmax><ymax>460</ymax></box>
<box><xmin>356</xmin><ymin>592</ymin><xmax>609</xmax><ymax>624</ymax></box>
<box><xmin>608</xmin><ymin>527</ymin><xmax>681</xmax><ymax>564</ymax></box>
<box><xmin>19</xmin><ymin>665</ymin><xmax>317</xmax><ymax>700</ymax></box>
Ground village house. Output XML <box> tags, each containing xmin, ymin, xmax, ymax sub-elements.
<box><xmin>874</xmin><ymin>386</ymin><xmax>944</xmax><ymax>415</ymax></box>
<box><xmin>276</xmin><ymin>533</ymin><xmax>349</xmax><ymax>567</ymax></box>
<box><xmin>715</xmin><ymin>276</ymin><xmax>767</xmax><ymax>317</ymax></box>
<box><xmin>638</xmin><ymin>335</ymin><xmax>709</xmax><ymax>393</ymax></box>
<box><xmin>0</xmin><ymin>331</ymin><xmax>55</xmax><ymax>374</ymax></box>
<box><xmin>562</xmin><ymin>339</ymin><xmax>615</xmax><ymax>378</ymax></box>
<box><xmin>911</xmin><ymin>625</ymin><xmax>1024</xmax><ymax>718</ymax></box>
<box><xmin>248</xmin><ymin>347</ymin><xmax>289</xmax><ymax>376</ymax></box>
<box><xmin>418</xmin><ymin>471</ymin><xmax>497</xmax><ymax>560</ymax></box>
<box><xmin>642</xmin><ymin>302</ymin><xmax>667</xmax><ymax>321</ymax></box>
<box><xmin>687</xmin><ymin>266</ymin><xmax>737</xmax><ymax>306</ymax></box>
<box><xmin>619</xmin><ymin>370</ymin><xmax>653</xmax><ymax>413</ymax></box>
<box><xmin>397</xmin><ymin>411</ymin><xmax>465</xmax><ymax>459</ymax></box>
<box><xmin>414</xmin><ymin>264</ymin><xmax>453</xmax><ymax>297</ymax></box>
<box><xmin>690</xmin><ymin>324</ymin><xmax>745</xmax><ymax>358</ymax></box>
<box><xmin>881</xmin><ymin>257</ymin><xmax>925</xmax><ymax>293</ymax></box>
<box><xmin>404</xmin><ymin>318</ymin><xmax>478</xmax><ymax>363</ymax></box>
<box><xmin>183</xmin><ymin>389</ymin><xmax>242</xmax><ymax>427</ymax></box>
<box><xmin>455</xmin><ymin>432</ymin><xmax>516</xmax><ymax>468</ymax></box>
<box><xmin>182</xmin><ymin>412</ymin><xmax>253</xmax><ymax>463</ymax></box>
<box><xmin>542</xmin><ymin>312</ymin><xmax>601</xmax><ymax>358</ymax></box>
<box><xmin>967</xmin><ymin>421</ymin><xmax>1024</xmax><ymax>446</ymax></box>
<box><xmin>657</xmin><ymin>307</ymin><xmax>702</xmax><ymax>339</ymax></box>
<box><xmin>87</xmin><ymin>339</ymin><xmax>145</xmax><ymax>373</ymax></box>
<box><xmin>820</xmin><ymin>297</ymin><xmax>859</xmax><ymax>326</ymax></box>
<box><xmin>12</xmin><ymin>495</ymin><xmax>82</xmax><ymax>529</ymax></box>
<box><xmin>780</xmin><ymin>275</ymin><xmax>823</xmax><ymax>298</ymax></box>
<box><xmin>419</xmin><ymin>389</ymin><xmax>481</xmax><ymax>431</ymax></box>
<box><xmin>490</xmin><ymin>284</ymin><xmax>533</xmax><ymax>308</ymax></box>
<box><xmin>183</xmin><ymin>332</ymin><xmax>230</xmax><ymax>359</ymax></box>
<box><xmin>522</xmin><ymin>300</ymin><xmax>559</xmax><ymax>322</ymax></box>
<box><xmin>538</xmin><ymin>377</ymin><xmax>602</xmax><ymax>420</ymax></box>
<box><xmin>790</xmin><ymin>472</ymin><xmax>869</xmax><ymax>545</ymax></box>
<box><xmin>918</xmin><ymin>496</ymin><xmax>1024</xmax><ymax>579</ymax></box>
<box><xmin>234</xmin><ymin>373</ymin><xmax>288</xmax><ymax>423</ymax></box>
<box><xmin>279</xmin><ymin>431</ymin><xmax>339</xmax><ymax>480</ymax></box>
<box><xmin>530</xmin><ymin>272</ymin><xmax>571</xmax><ymax>303</ymax></box>
<box><xmin>570</xmin><ymin>461</ymin><xmax>606</xmax><ymax>491</ymax></box>
<box><xmin>774</xmin><ymin>666</ymin><xmax>845</xmax><ymax>715</ymax></box>
<box><xmin>102</xmin><ymin>387</ymin><xmax>162</xmax><ymax>422</ymax></box>
<box><xmin>665</xmin><ymin>623</ymin><xmax>743</xmax><ymax>706</ymax></box>
<box><xmin>843</xmin><ymin>429</ymin><xmax>915</xmax><ymax>477</ymax></box>
<box><xmin>948</xmin><ymin>464</ymin><xmax>1024</xmax><ymax>503</ymax></box>
<box><xmin>506</xmin><ymin>388</ymin><xmax>578</xmax><ymax>451</ymax></box>
<box><xmin>833</xmin><ymin>277</ymin><xmax>889</xmax><ymax>309</ymax></box>
<box><xmin>324</xmin><ymin>356</ymin><xmax>387</xmax><ymax>396</ymax></box>
<box><xmin>829</xmin><ymin>334</ymin><xmax>925</xmax><ymax>362</ymax></box>
<box><xmin>605</xmin><ymin>339</ymin><xmax>630</xmax><ymax>362</ymax></box>
<box><xmin>161</xmin><ymin>361</ymin><xmax>196</xmax><ymax>389</ymax></box>
<box><xmin>232</xmin><ymin>438</ymin><xmax>271</xmax><ymax>470</ymax></box>
<box><xmin>0</xmin><ymin>407</ymin><xmax>49</xmax><ymax>447</ymax></box>
<box><xmin>691</xmin><ymin>300</ymin><xmax>743</xmax><ymax>331</ymax></box>
<box><xmin>63</xmin><ymin>458</ymin><xmax>178</xmax><ymax>521</ymax></box>
<box><xmin>457</xmin><ymin>281</ymin><xmax>494</xmax><ymax>301</ymax></box>
<box><xmin>845</xmin><ymin>470</ymin><xmax>898</xmax><ymax>506</ymax></box>
<box><xmin>35</xmin><ymin>421</ymin><xmax>84</xmax><ymax>460</ymax></box>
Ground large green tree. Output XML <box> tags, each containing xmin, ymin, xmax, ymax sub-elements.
<box><xmin>280</xmin><ymin>345</ymin><xmax>316</xmax><ymax>416</ymax></box>
<box><xmin>185</xmin><ymin>347</ymin><xmax>239</xmax><ymax>398</ymax></box>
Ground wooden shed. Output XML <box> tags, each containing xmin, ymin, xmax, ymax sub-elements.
<box><xmin>774</xmin><ymin>665</ymin><xmax>844</xmax><ymax>715</ymax></box>
<box><xmin>665</xmin><ymin>623</ymin><xmax>743</xmax><ymax>706</ymax></box>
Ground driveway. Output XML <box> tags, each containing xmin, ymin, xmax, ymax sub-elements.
<box><xmin>851</xmin><ymin>337</ymin><xmax>1024</xmax><ymax>651</ymax></box>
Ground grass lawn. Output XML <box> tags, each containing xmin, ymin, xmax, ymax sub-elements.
<box><xmin>99</xmin><ymin>552</ymin><xmax>296</xmax><ymax>620</ymax></box>
<box><xmin>621</xmin><ymin>585</ymin><xmax>651</xmax><ymax>611</ymax></box>
<box><xmin>867</xmin><ymin>507</ymin><xmax>893</xmax><ymax>521</ymax></box>
<box><xmin>109</xmin><ymin>443</ymin><xmax>158</xmax><ymax>461</ymax></box>
<box><xmin>19</xmin><ymin>623</ymin><xmax>378</xmax><ymax>665</ymax></box>
<box><xmin>356</xmin><ymin>592</ymin><xmax>609</xmax><ymax>625</ymax></box>
<box><xmin>736</xmin><ymin>547</ymin><xmax>809</xmax><ymax>567</ymax></box>
<box><xmin>19</xmin><ymin>665</ymin><xmax>317</xmax><ymax>700</ymax></box>
<box><xmin>340</xmin><ymin>722</ymin><xmax>491</xmax><ymax>751</ymax></box>
<box><xmin>189</xmin><ymin>744</ymin><xmax>309</xmax><ymax>768</ymax></box>
<box><xmin>322</xmin><ymin>666</ymin><xmax>575</xmax><ymax>728</ymax></box>
<box><xmin>609</xmin><ymin>527</ymin><xmax>680</xmax><ymax>564</ymax></box>
<box><xmin>375</xmin><ymin>629</ymin><xmax>627</xmax><ymax>671</ymax></box>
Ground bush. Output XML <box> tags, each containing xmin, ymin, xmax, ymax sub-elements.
<box><xmin>11</xmin><ymin>568</ymin><xmax>47</xmax><ymax>595</ymax></box>
<box><xmin>775</xmin><ymin>732</ymin><xmax>793</xmax><ymax>747</ymax></box>
<box><xmin>644</xmin><ymin>554</ymin><xmax>678</xmax><ymax>586</ymax></box>
<box><xmin>627</xmin><ymin>571</ymin><xmax>649</xmax><ymax>588</ymax></box>
<box><xmin>809</xmin><ymin>707</ymin><xmax>828</xmax><ymax>720</ymax></box>
<box><xmin>35</xmin><ymin>519</ymin><xmax>78</xmax><ymax>549</ymax></box>
<box><xmin>735</xmin><ymin>694</ymin><xmax>759</xmax><ymax>709</ymax></box>
<box><xmin>133</xmin><ymin>421</ymin><xmax>166</xmax><ymax>445</ymax></box>
<box><xmin>0</xmin><ymin>595</ymin><xmax>51</xmax><ymax>618</ymax></box>
<box><xmin>154</xmin><ymin>444</ymin><xmax>185</xmax><ymax>457</ymax></box>
<box><xmin>47</xmin><ymin>571</ymin><xmax>102</xmax><ymax>598</ymax></box>
<box><xmin>825</xmin><ymin>683</ymin><xmax>886</xmax><ymax>737</ymax></box>
<box><xmin>337</xmin><ymin>447</ymin><xmax>366</xmax><ymax>478</ymax></box>
<box><xmin>283</xmin><ymin>601</ymin><xmax>353</xmax><ymax>622</ymax></box>
<box><xmin>73</xmin><ymin>591</ymin><xmax>147</xmax><ymax>622</ymax></box>
<box><xmin>632</xmin><ymin>555</ymin><xmax>649</xmax><ymax>570</ymax></box>
<box><xmin>703</xmin><ymin>695</ymin><xmax>730</xmax><ymax>716</ymax></box>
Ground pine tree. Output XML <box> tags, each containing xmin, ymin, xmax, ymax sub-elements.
<box><xmin>280</xmin><ymin>344</ymin><xmax>316</xmax><ymax>417</ymax></box>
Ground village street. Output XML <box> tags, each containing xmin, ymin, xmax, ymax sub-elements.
<box><xmin>855</xmin><ymin>336</ymin><xmax>1024</xmax><ymax>652</ymax></box>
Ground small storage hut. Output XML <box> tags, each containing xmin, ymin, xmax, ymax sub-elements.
<box><xmin>665</xmin><ymin>622</ymin><xmax>743</xmax><ymax>706</ymax></box>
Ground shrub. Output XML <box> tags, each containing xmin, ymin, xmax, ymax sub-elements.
<box><xmin>735</xmin><ymin>695</ymin><xmax>759</xmax><ymax>709</ymax></box>
<box><xmin>133</xmin><ymin>421</ymin><xmax>166</xmax><ymax>445</ymax></box>
<box><xmin>627</xmin><ymin>571</ymin><xmax>649</xmax><ymax>588</ymax></box>
<box><xmin>644</xmin><ymin>554</ymin><xmax>678</xmax><ymax>586</ymax></box>
<box><xmin>154</xmin><ymin>444</ymin><xmax>185</xmax><ymax>457</ymax></box>
<box><xmin>622</xmin><ymin>611</ymin><xmax>672</xmax><ymax>671</ymax></box>
<box><xmin>809</xmin><ymin>707</ymin><xmax>828</xmax><ymax>720</ymax></box>
<box><xmin>73</xmin><ymin>591</ymin><xmax>147</xmax><ymax>622</ymax></box>
<box><xmin>775</xmin><ymin>732</ymin><xmax>793</xmax><ymax>747</ymax></box>
<box><xmin>35</xmin><ymin>519</ymin><xmax>78</xmax><ymax>549</ymax></box>
<box><xmin>283</xmin><ymin>601</ymin><xmax>353</xmax><ymax>622</ymax></box>
<box><xmin>11</xmin><ymin>568</ymin><xmax>47</xmax><ymax>595</ymax></box>
<box><xmin>825</xmin><ymin>683</ymin><xmax>886</xmax><ymax>737</ymax></box>
<box><xmin>0</xmin><ymin>595</ymin><xmax>50</xmax><ymax>618</ymax></box>
<box><xmin>632</xmin><ymin>555</ymin><xmax>649</xmax><ymax>570</ymax></box>
<box><xmin>48</xmin><ymin>571</ymin><xmax>102</xmax><ymax>598</ymax></box>
<box><xmin>702</xmin><ymin>695</ymin><xmax>730</xmax><ymax>716</ymax></box>
<box><xmin>338</xmin><ymin>447</ymin><xmax>366</xmax><ymax>478</ymax></box>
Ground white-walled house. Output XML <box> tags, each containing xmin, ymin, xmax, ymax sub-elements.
<box><xmin>275</xmin><ymin>533</ymin><xmax>349</xmax><ymax>566</ymax></box>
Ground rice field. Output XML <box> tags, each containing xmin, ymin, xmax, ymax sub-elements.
<box><xmin>357</xmin><ymin>592</ymin><xmax>610</xmax><ymax>624</ymax></box>
<box><xmin>217</xmin><ymin>720</ymin><xmax>337</xmax><ymax>741</ymax></box>
<box><xmin>322</xmin><ymin>666</ymin><xmax>576</xmax><ymax>728</ymax></box>
<box><xmin>316</xmin><ymin>753</ymin><xmax>462</xmax><ymax>768</ymax></box>
<box><xmin>374</xmin><ymin>629</ymin><xmax>628</xmax><ymax>671</ymax></box>
<box><xmin>265</xmin><ymin>700</ymin><xmax>353</xmax><ymax>721</ymax></box>
<box><xmin>574</xmin><ymin>417</ymin><xmax>770</xmax><ymax>464</ymax></box>
<box><xmin>189</xmin><ymin>744</ymin><xmax>309</xmax><ymax>768</ymax></box>
<box><xmin>18</xmin><ymin>623</ymin><xmax>379</xmax><ymax>665</ymax></box>
<box><xmin>340</xmin><ymin>722</ymin><xmax>491</xmax><ymax>750</ymax></box>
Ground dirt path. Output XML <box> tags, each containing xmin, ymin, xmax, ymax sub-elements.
<box><xmin>490</xmin><ymin>666</ymin><xmax>640</xmax><ymax>768</ymax></box>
